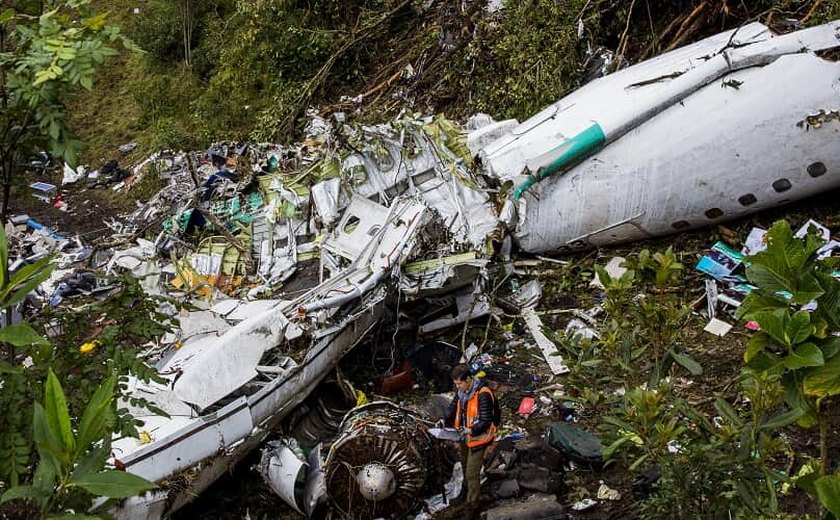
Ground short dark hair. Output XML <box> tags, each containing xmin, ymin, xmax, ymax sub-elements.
<box><xmin>451</xmin><ymin>364</ymin><xmax>471</xmax><ymax>381</ymax></box>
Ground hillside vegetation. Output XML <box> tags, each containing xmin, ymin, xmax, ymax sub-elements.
<box><xmin>69</xmin><ymin>0</ymin><xmax>840</xmax><ymax>164</ymax></box>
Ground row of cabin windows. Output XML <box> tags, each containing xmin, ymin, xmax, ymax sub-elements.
<box><xmin>670</xmin><ymin>162</ymin><xmax>828</xmax><ymax>231</ymax></box>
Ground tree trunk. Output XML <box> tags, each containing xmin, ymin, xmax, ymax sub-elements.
<box><xmin>819</xmin><ymin>408</ymin><xmax>829</xmax><ymax>474</ymax></box>
<box><xmin>1</xmin><ymin>151</ymin><xmax>13</xmax><ymax>224</ymax></box>
<box><xmin>182</xmin><ymin>0</ymin><xmax>193</xmax><ymax>67</ymax></box>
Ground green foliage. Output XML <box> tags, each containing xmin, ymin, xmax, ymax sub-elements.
<box><xmin>603</xmin><ymin>371</ymin><xmax>793</xmax><ymax>519</ymax></box>
<box><xmin>736</xmin><ymin>220</ymin><xmax>840</xmax><ymax>472</ymax></box>
<box><xmin>0</xmin><ymin>217</ymin><xmax>169</xmax><ymax>515</ymax></box>
<box><xmin>554</xmin><ymin>243</ymin><xmax>819</xmax><ymax>517</ymax></box>
<box><xmin>0</xmin><ymin>222</ymin><xmax>55</xmax><ymax>491</ymax></box>
<box><xmin>458</xmin><ymin>0</ymin><xmax>592</xmax><ymax>120</ymax></box>
<box><xmin>133</xmin><ymin>0</ymin><xmax>196</xmax><ymax>64</ymax></box>
<box><xmin>597</xmin><ymin>248</ymin><xmax>698</xmax><ymax>388</ymax></box>
<box><xmin>0</xmin><ymin>0</ymin><xmax>138</xmax><ymax>218</ymax></box>
<box><xmin>40</xmin><ymin>273</ymin><xmax>171</xmax><ymax>438</ymax></box>
<box><xmin>0</xmin><ymin>369</ymin><xmax>155</xmax><ymax>516</ymax></box>
<box><xmin>814</xmin><ymin>475</ymin><xmax>840</xmax><ymax>518</ymax></box>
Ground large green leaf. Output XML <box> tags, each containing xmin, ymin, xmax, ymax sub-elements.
<box><xmin>750</xmin><ymin>308</ymin><xmax>789</xmax><ymax>347</ymax></box>
<box><xmin>714</xmin><ymin>397</ymin><xmax>744</xmax><ymax>427</ymax></box>
<box><xmin>815</xmin><ymin>475</ymin><xmax>840</xmax><ymax>518</ymax></box>
<box><xmin>75</xmin><ymin>373</ymin><xmax>116</xmax><ymax>458</ymax></box>
<box><xmin>783</xmin><ymin>343</ymin><xmax>824</xmax><ymax>370</ymax></box>
<box><xmin>735</xmin><ymin>291</ymin><xmax>788</xmax><ymax>321</ymax></box>
<box><xmin>71</xmin><ymin>443</ymin><xmax>109</xmax><ymax>482</ymax></box>
<box><xmin>759</xmin><ymin>407</ymin><xmax>804</xmax><ymax>431</ymax></box>
<box><xmin>822</xmin><ymin>336</ymin><xmax>840</xmax><ymax>360</ymax></box>
<box><xmin>803</xmin><ymin>354</ymin><xmax>840</xmax><ymax>398</ymax></box>
<box><xmin>594</xmin><ymin>265</ymin><xmax>612</xmax><ymax>288</ymax></box>
<box><xmin>809</xmin><ymin>314</ymin><xmax>829</xmax><ymax>339</ymax></box>
<box><xmin>602</xmin><ymin>436</ymin><xmax>631</xmax><ymax>460</ymax></box>
<box><xmin>669</xmin><ymin>349</ymin><xmax>702</xmax><ymax>375</ymax></box>
<box><xmin>816</xmin><ymin>271</ymin><xmax>840</xmax><ymax>330</ymax></box>
<box><xmin>786</xmin><ymin>310</ymin><xmax>815</xmax><ymax>345</ymax></box>
<box><xmin>745</xmin><ymin>332</ymin><xmax>771</xmax><ymax>363</ymax></box>
<box><xmin>745</xmin><ymin>221</ymin><xmax>824</xmax><ymax>304</ymax></box>
<box><xmin>0</xmin><ymin>257</ymin><xmax>56</xmax><ymax>310</ymax></box>
<box><xmin>795</xmin><ymin>468</ymin><xmax>820</xmax><ymax>496</ymax></box>
<box><xmin>0</xmin><ymin>360</ymin><xmax>20</xmax><ymax>374</ymax></box>
<box><xmin>749</xmin><ymin>264</ymin><xmax>823</xmax><ymax>304</ymax></box>
<box><xmin>782</xmin><ymin>374</ymin><xmax>818</xmax><ymax>428</ymax></box>
<box><xmin>44</xmin><ymin>369</ymin><xmax>75</xmax><ymax>456</ymax></box>
<box><xmin>0</xmin><ymin>485</ymin><xmax>47</xmax><ymax>504</ymax></box>
<box><xmin>0</xmin><ymin>323</ymin><xmax>50</xmax><ymax>347</ymax></box>
<box><xmin>746</xmin><ymin>351</ymin><xmax>781</xmax><ymax>372</ymax></box>
<box><xmin>70</xmin><ymin>469</ymin><xmax>155</xmax><ymax>498</ymax></box>
<box><xmin>33</xmin><ymin>402</ymin><xmax>64</xmax><ymax>475</ymax></box>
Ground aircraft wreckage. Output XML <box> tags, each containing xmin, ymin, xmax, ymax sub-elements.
<box><xmin>82</xmin><ymin>20</ymin><xmax>840</xmax><ymax>519</ymax></box>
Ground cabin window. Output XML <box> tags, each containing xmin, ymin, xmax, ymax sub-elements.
<box><xmin>808</xmin><ymin>162</ymin><xmax>827</xmax><ymax>178</ymax></box>
<box><xmin>412</xmin><ymin>169</ymin><xmax>436</xmax><ymax>185</ymax></box>
<box><xmin>672</xmin><ymin>220</ymin><xmax>690</xmax><ymax>230</ymax></box>
<box><xmin>705</xmin><ymin>208</ymin><xmax>723</xmax><ymax>219</ymax></box>
<box><xmin>738</xmin><ymin>194</ymin><xmax>757</xmax><ymax>206</ymax></box>
<box><xmin>772</xmin><ymin>178</ymin><xmax>792</xmax><ymax>192</ymax></box>
<box><xmin>343</xmin><ymin>216</ymin><xmax>360</xmax><ymax>233</ymax></box>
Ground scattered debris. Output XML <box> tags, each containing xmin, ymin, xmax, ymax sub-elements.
<box><xmin>597</xmin><ymin>482</ymin><xmax>621</xmax><ymax>501</ymax></box>
<box><xmin>590</xmin><ymin>256</ymin><xmax>626</xmax><ymax>288</ymax></box>
<box><xmin>571</xmin><ymin>498</ymin><xmax>598</xmax><ymax>511</ymax></box>
<box><xmin>704</xmin><ymin>317</ymin><xmax>733</xmax><ymax>337</ymax></box>
<box><xmin>29</xmin><ymin>181</ymin><xmax>57</xmax><ymax>202</ymax></box>
<box><xmin>6</xmin><ymin>18</ymin><xmax>840</xmax><ymax>520</ymax></box>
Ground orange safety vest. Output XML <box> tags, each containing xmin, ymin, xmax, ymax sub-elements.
<box><xmin>454</xmin><ymin>386</ymin><xmax>497</xmax><ymax>448</ymax></box>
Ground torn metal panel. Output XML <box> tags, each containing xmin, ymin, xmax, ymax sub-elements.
<box><xmin>118</xmin><ymin>376</ymin><xmax>195</xmax><ymax>418</ymax></box>
<box><xmin>304</xmin><ymin>444</ymin><xmax>328</xmax><ymax>517</ymax></box>
<box><xmin>172</xmin><ymin>302</ymin><xmax>298</xmax><ymax>410</ymax></box>
<box><xmin>508</xmin><ymin>281</ymin><xmax>569</xmax><ymax>375</ymax></box>
<box><xmin>400</xmin><ymin>252</ymin><xmax>487</xmax><ymax>297</ymax></box>
<box><xmin>303</xmin><ymin>196</ymin><xmax>427</xmax><ymax>313</ymax></box>
<box><xmin>173</xmin><ymin>310</ymin><xmax>232</xmax><ymax>342</ymax></box>
<box><xmin>210</xmin><ymin>299</ymin><xmax>285</xmax><ymax>322</ymax></box>
<box><xmin>260</xmin><ymin>442</ymin><xmax>307</xmax><ymax>514</ymax></box>
<box><xmin>259</xmin><ymin>441</ymin><xmax>327</xmax><ymax>518</ymax></box>
<box><xmin>114</xmin><ymin>302</ymin><xmax>382</xmax><ymax>517</ymax></box>
<box><xmin>522</xmin><ymin>309</ymin><xmax>569</xmax><ymax>375</ymax></box>
<box><xmin>311</xmin><ymin>178</ymin><xmax>342</xmax><ymax>226</ymax></box>
<box><xmin>322</xmin><ymin>195</ymin><xmax>391</xmax><ymax>261</ymax></box>
<box><xmin>111</xmin><ymin>493</ymin><xmax>168</xmax><ymax>520</ymax></box>
<box><xmin>418</xmin><ymin>286</ymin><xmax>490</xmax><ymax>333</ymax></box>
<box><xmin>466</xmin><ymin>117</ymin><xmax>518</xmax><ymax>156</ymax></box>
<box><xmin>114</xmin><ymin>397</ymin><xmax>253</xmax><ymax>482</ymax></box>
<box><xmin>337</xmin><ymin>121</ymin><xmax>498</xmax><ymax>250</ymax></box>
<box><xmin>246</xmin><ymin>303</ymin><xmax>382</xmax><ymax>427</ymax></box>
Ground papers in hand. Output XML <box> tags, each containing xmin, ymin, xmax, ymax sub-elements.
<box><xmin>428</xmin><ymin>427</ymin><xmax>462</xmax><ymax>441</ymax></box>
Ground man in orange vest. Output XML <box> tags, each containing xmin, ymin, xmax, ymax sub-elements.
<box><xmin>447</xmin><ymin>364</ymin><xmax>497</xmax><ymax>516</ymax></box>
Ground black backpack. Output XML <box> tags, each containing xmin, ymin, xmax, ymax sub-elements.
<box><xmin>491</xmin><ymin>390</ymin><xmax>502</xmax><ymax>427</ymax></box>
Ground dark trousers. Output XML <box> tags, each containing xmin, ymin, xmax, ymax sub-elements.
<box><xmin>460</xmin><ymin>443</ymin><xmax>487</xmax><ymax>505</ymax></box>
